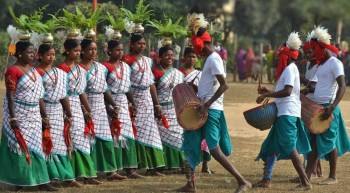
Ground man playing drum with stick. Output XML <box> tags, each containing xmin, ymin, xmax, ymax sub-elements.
<box><xmin>254</xmin><ymin>32</ymin><xmax>312</xmax><ymax>191</ymax></box>
<box><xmin>176</xmin><ymin>10</ymin><xmax>252</xmax><ymax>193</ymax></box>
<box><xmin>303</xmin><ymin>26</ymin><xmax>350</xmax><ymax>185</ymax></box>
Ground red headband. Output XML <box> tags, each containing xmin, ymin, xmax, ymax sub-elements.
<box><xmin>191</xmin><ymin>31</ymin><xmax>212</xmax><ymax>56</ymax></box>
<box><xmin>311</xmin><ymin>40</ymin><xmax>339</xmax><ymax>65</ymax></box>
<box><xmin>276</xmin><ymin>46</ymin><xmax>299</xmax><ymax>80</ymax></box>
<box><xmin>303</xmin><ymin>42</ymin><xmax>313</xmax><ymax>52</ymax></box>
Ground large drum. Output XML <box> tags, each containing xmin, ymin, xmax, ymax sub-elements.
<box><xmin>300</xmin><ymin>94</ymin><xmax>333</xmax><ymax>134</ymax></box>
<box><xmin>172</xmin><ymin>83</ymin><xmax>207</xmax><ymax>130</ymax></box>
<box><xmin>243</xmin><ymin>102</ymin><xmax>277</xmax><ymax>131</ymax></box>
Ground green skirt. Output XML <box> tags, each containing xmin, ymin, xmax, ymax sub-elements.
<box><xmin>70</xmin><ymin>149</ymin><xmax>97</xmax><ymax>178</ymax></box>
<box><xmin>256</xmin><ymin>116</ymin><xmax>311</xmax><ymax>160</ymax></box>
<box><xmin>90</xmin><ymin>138</ymin><xmax>117</xmax><ymax>173</ymax></box>
<box><xmin>163</xmin><ymin>144</ymin><xmax>185</xmax><ymax>169</ymax></box>
<box><xmin>47</xmin><ymin>154</ymin><xmax>75</xmax><ymax>181</ymax></box>
<box><xmin>136</xmin><ymin>141</ymin><xmax>165</xmax><ymax>169</ymax></box>
<box><xmin>114</xmin><ymin>138</ymin><xmax>138</xmax><ymax>169</ymax></box>
<box><xmin>0</xmin><ymin>134</ymin><xmax>50</xmax><ymax>186</ymax></box>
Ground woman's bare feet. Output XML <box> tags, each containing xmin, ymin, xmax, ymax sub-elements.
<box><xmin>84</xmin><ymin>178</ymin><xmax>102</xmax><ymax>185</ymax></box>
<box><xmin>127</xmin><ymin>171</ymin><xmax>145</xmax><ymax>179</ymax></box>
<box><xmin>107</xmin><ymin>173</ymin><xmax>127</xmax><ymax>181</ymax></box>
<box><xmin>68</xmin><ymin>180</ymin><xmax>83</xmax><ymax>187</ymax></box>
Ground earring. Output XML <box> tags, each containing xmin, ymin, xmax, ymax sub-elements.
<box><xmin>81</xmin><ymin>52</ymin><xmax>84</xmax><ymax>54</ymax></box>
<box><xmin>40</xmin><ymin>56</ymin><xmax>42</xmax><ymax>59</ymax></box>
<box><xmin>19</xmin><ymin>55</ymin><xmax>22</xmax><ymax>58</ymax></box>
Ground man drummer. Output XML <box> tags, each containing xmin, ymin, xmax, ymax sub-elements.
<box><xmin>254</xmin><ymin>32</ymin><xmax>312</xmax><ymax>191</ymax></box>
<box><xmin>303</xmin><ymin>26</ymin><xmax>350</xmax><ymax>185</ymax></box>
<box><xmin>300</xmin><ymin>36</ymin><xmax>323</xmax><ymax>180</ymax></box>
<box><xmin>177</xmin><ymin>10</ymin><xmax>251</xmax><ymax>193</ymax></box>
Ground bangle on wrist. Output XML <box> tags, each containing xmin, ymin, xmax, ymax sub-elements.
<box><xmin>10</xmin><ymin>117</ymin><xmax>17</xmax><ymax>122</ymax></box>
<box><xmin>155</xmin><ymin>104</ymin><xmax>161</xmax><ymax>108</ymax></box>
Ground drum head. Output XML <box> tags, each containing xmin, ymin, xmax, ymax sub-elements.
<box><xmin>309</xmin><ymin>112</ymin><xmax>333</xmax><ymax>134</ymax></box>
<box><xmin>178</xmin><ymin>106</ymin><xmax>207</xmax><ymax>130</ymax></box>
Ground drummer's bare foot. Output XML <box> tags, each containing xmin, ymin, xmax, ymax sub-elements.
<box><xmin>252</xmin><ymin>179</ymin><xmax>271</xmax><ymax>188</ymax></box>
<box><xmin>290</xmin><ymin>183</ymin><xmax>312</xmax><ymax>191</ymax></box>
<box><xmin>84</xmin><ymin>178</ymin><xmax>102</xmax><ymax>185</ymax></box>
<box><xmin>318</xmin><ymin>177</ymin><xmax>338</xmax><ymax>185</ymax></box>
<box><xmin>107</xmin><ymin>173</ymin><xmax>127</xmax><ymax>181</ymax></box>
<box><xmin>235</xmin><ymin>182</ymin><xmax>252</xmax><ymax>193</ymax></box>
<box><xmin>175</xmin><ymin>181</ymin><xmax>196</xmax><ymax>192</ymax></box>
<box><xmin>67</xmin><ymin>180</ymin><xmax>83</xmax><ymax>187</ymax></box>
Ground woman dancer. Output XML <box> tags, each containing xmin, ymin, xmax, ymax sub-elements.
<box><xmin>102</xmin><ymin>39</ymin><xmax>143</xmax><ymax>179</ymax></box>
<box><xmin>152</xmin><ymin>46</ymin><xmax>185</xmax><ymax>171</ymax></box>
<box><xmin>57</xmin><ymin>39</ymin><xmax>100</xmax><ymax>184</ymax></box>
<box><xmin>122</xmin><ymin>34</ymin><xmax>165</xmax><ymax>175</ymax></box>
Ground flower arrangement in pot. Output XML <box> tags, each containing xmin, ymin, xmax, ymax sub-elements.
<box><xmin>81</xmin><ymin>7</ymin><xmax>104</xmax><ymax>39</ymax></box>
<box><xmin>8</xmin><ymin>6</ymin><xmax>48</xmax><ymax>41</ymax></box>
<box><xmin>55</xmin><ymin>7</ymin><xmax>86</xmax><ymax>39</ymax></box>
<box><xmin>147</xmin><ymin>17</ymin><xmax>188</xmax><ymax>46</ymax></box>
<box><xmin>120</xmin><ymin>0</ymin><xmax>153</xmax><ymax>33</ymax></box>
<box><xmin>105</xmin><ymin>11</ymin><xmax>125</xmax><ymax>40</ymax></box>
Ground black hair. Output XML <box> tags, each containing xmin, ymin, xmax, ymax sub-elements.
<box><xmin>130</xmin><ymin>34</ymin><xmax>144</xmax><ymax>44</ymax></box>
<box><xmin>158</xmin><ymin>46</ymin><xmax>173</xmax><ymax>57</ymax></box>
<box><xmin>129</xmin><ymin>34</ymin><xmax>144</xmax><ymax>53</ymax></box>
<box><xmin>38</xmin><ymin>44</ymin><xmax>54</xmax><ymax>62</ymax></box>
<box><xmin>107</xmin><ymin>40</ymin><xmax>121</xmax><ymax>55</ymax></box>
<box><xmin>63</xmin><ymin>39</ymin><xmax>80</xmax><ymax>56</ymax></box>
<box><xmin>80</xmin><ymin>39</ymin><xmax>94</xmax><ymax>59</ymax></box>
<box><xmin>15</xmin><ymin>41</ymin><xmax>33</xmax><ymax>58</ymax></box>
<box><xmin>184</xmin><ymin>47</ymin><xmax>195</xmax><ymax>57</ymax></box>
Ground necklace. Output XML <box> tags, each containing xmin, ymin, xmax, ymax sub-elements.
<box><xmin>67</xmin><ymin>64</ymin><xmax>79</xmax><ymax>81</ymax></box>
<box><xmin>160</xmin><ymin>65</ymin><xmax>175</xmax><ymax>89</ymax></box>
<box><xmin>18</xmin><ymin>65</ymin><xmax>36</xmax><ymax>82</ymax></box>
<box><xmin>111</xmin><ymin>61</ymin><xmax>123</xmax><ymax>79</ymax></box>
<box><xmin>42</xmin><ymin>67</ymin><xmax>58</xmax><ymax>85</ymax></box>
<box><xmin>135</xmin><ymin>56</ymin><xmax>147</xmax><ymax>73</ymax></box>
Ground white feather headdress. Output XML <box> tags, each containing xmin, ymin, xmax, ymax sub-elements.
<box><xmin>286</xmin><ymin>32</ymin><xmax>302</xmax><ymax>50</ymax></box>
<box><xmin>7</xmin><ymin>25</ymin><xmax>20</xmax><ymax>43</ymax></box>
<box><xmin>314</xmin><ymin>26</ymin><xmax>331</xmax><ymax>44</ymax></box>
<box><xmin>306</xmin><ymin>30</ymin><xmax>315</xmax><ymax>42</ymax></box>
<box><xmin>105</xmin><ymin>25</ymin><xmax>114</xmax><ymax>41</ymax></box>
<box><xmin>187</xmin><ymin>12</ymin><xmax>208</xmax><ymax>34</ymax></box>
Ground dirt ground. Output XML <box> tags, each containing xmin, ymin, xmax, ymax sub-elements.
<box><xmin>0</xmin><ymin>76</ymin><xmax>350</xmax><ymax>193</ymax></box>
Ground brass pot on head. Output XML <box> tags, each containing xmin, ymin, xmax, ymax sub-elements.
<box><xmin>112</xmin><ymin>30</ymin><xmax>122</xmax><ymax>40</ymax></box>
<box><xmin>18</xmin><ymin>30</ymin><xmax>31</xmax><ymax>41</ymax></box>
<box><xmin>132</xmin><ymin>23</ymin><xmax>144</xmax><ymax>34</ymax></box>
<box><xmin>67</xmin><ymin>28</ymin><xmax>80</xmax><ymax>39</ymax></box>
<box><xmin>84</xmin><ymin>28</ymin><xmax>96</xmax><ymax>39</ymax></box>
<box><xmin>42</xmin><ymin>33</ymin><xmax>54</xmax><ymax>44</ymax></box>
<box><xmin>161</xmin><ymin>37</ymin><xmax>172</xmax><ymax>47</ymax></box>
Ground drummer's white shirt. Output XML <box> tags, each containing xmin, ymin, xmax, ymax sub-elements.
<box><xmin>274</xmin><ymin>62</ymin><xmax>301</xmax><ymax>117</ymax></box>
<box><xmin>313</xmin><ymin>56</ymin><xmax>344</xmax><ymax>104</ymax></box>
<box><xmin>305</xmin><ymin>62</ymin><xmax>318</xmax><ymax>101</ymax></box>
<box><xmin>198</xmin><ymin>52</ymin><xmax>226</xmax><ymax>111</ymax></box>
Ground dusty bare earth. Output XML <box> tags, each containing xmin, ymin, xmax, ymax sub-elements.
<box><xmin>0</xmin><ymin>77</ymin><xmax>350</xmax><ymax>193</ymax></box>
